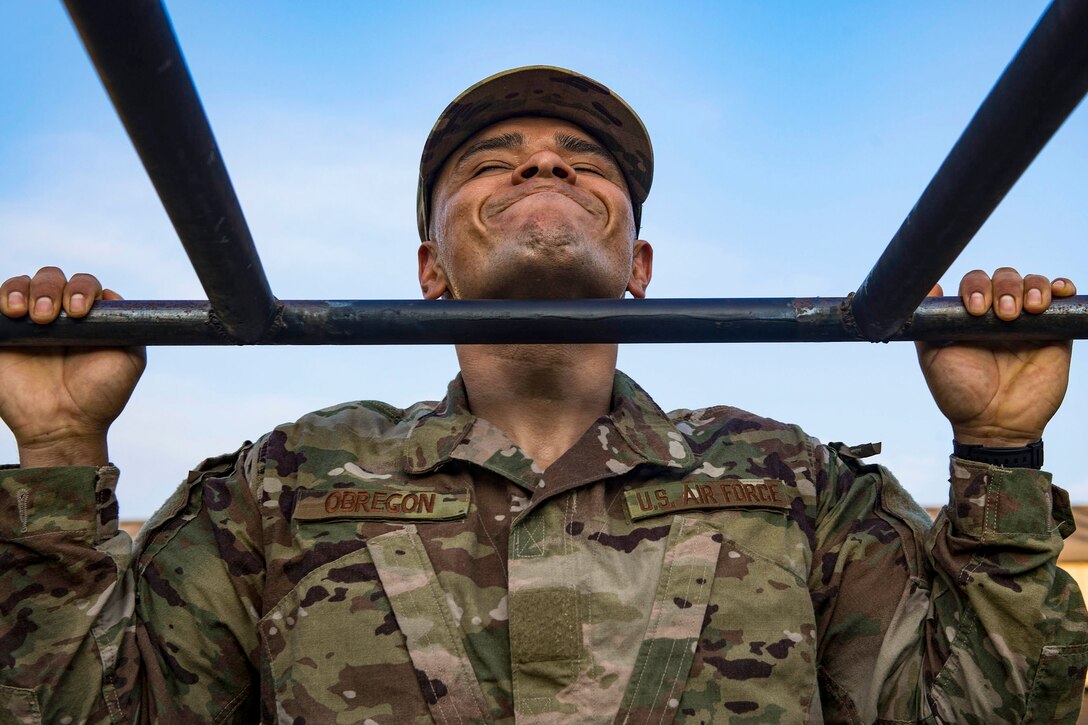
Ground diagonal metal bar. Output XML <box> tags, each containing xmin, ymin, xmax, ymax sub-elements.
<box><xmin>1</xmin><ymin>297</ymin><xmax>1086</xmax><ymax>346</ymax></box>
<box><xmin>63</xmin><ymin>0</ymin><xmax>279</xmax><ymax>343</ymax></box>
<box><xmin>849</xmin><ymin>0</ymin><xmax>1088</xmax><ymax>341</ymax></box>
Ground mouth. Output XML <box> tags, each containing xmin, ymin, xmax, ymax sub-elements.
<box><xmin>486</xmin><ymin>184</ymin><xmax>600</xmax><ymax>217</ymax></box>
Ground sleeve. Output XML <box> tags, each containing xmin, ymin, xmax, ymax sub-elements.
<box><xmin>809</xmin><ymin>445</ymin><xmax>1088</xmax><ymax>724</ymax></box>
<box><xmin>0</xmin><ymin>443</ymin><xmax>267</xmax><ymax>724</ymax></box>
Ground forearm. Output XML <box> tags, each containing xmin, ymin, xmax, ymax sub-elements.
<box><xmin>925</xmin><ymin>459</ymin><xmax>1088</xmax><ymax>722</ymax></box>
<box><xmin>812</xmin><ymin>450</ymin><xmax>1088</xmax><ymax>722</ymax></box>
<box><xmin>0</xmin><ymin>465</ymin><xmax>135</xmax><ymax>723</ymax></box>
<box><xmin>129</xmin><ymin>445</ymin><xmax>265</xmax><ymax>722</ymax></box>
<box><xmin>0</xmin><ymin>446</ymin><xmax>266</xmax><ymax>724</ymax></box>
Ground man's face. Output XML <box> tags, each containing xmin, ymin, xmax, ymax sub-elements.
<box><xmin>420</xmin><ymin>117</ymin><xmax>652</xmax><ymax>301</ymax></box>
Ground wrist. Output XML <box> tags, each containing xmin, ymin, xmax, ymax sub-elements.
<box><xmin>949</xmin><ymin>428</ymin><xmax>1042</xmax><ymax>448</ymax></box>
<box><xmin>18</xmin><ymin>435</ymin><xmax>110</xmax><ymax>468</ymax></box>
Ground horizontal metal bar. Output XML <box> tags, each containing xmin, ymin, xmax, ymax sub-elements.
<box><xmin>849</xmin><ymin>0</ymin><xmax>1088</xmax><ymax>341</ymax></box>
<box><xmin>1</xmin><ymin>297</ymin><xmax>1086</xmax><ymax>346</ymax></box>
<box><xmin>63</xmin><ymin>0</ymin><xmax>280</xmax><ymax>343</ymax></box>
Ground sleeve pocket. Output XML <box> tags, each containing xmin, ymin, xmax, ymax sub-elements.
<box><xmin>1024</xmin><ymin>643</ymin><xmax>1088</xmax><ymax>724</ymax></box>
<box><xmin>0</xmin><ymin>685</ymin><xmax>41</xmax><ymax>725</ymax></box>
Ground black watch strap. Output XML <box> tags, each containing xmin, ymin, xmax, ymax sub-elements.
<box><xmin>952</xmin><ymin>440</ymin><xmax>1043</xmax><ymax>469</ymax></box>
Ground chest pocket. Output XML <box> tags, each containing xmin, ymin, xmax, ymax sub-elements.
<box><xmin>614</xmin><ymin>516</ymin><xmax>722</xmax><ymax>724</ymax></box>
<box><xmin>615</xmin><ymin>491</ymin><xmax>818</xmax><ymax>724</ymax></box>
<box><xmin>688</xmin><ymin>507</ymin><xmax>817</xmax><ymax>723</ymax></box>
<box><xmin>259</xmin><ymin>529</ymin><xmax>437</xmax><ymax>724</ymax></box>
<box><xmin>367</xmin><ymin>525</ymin><xmax>491</xmax><ymax>725</ymax></box>
<box><xmin>262</xmin><ymin>476</ymin><xmax>487</xmax><ymax>725</ymax></box>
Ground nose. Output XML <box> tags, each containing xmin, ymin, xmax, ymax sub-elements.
<box><xmin>512</xmin><ymin>150</ymin><xmax>576</xmax><ymax>185</ymax></box>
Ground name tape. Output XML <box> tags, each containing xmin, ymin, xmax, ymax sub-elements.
<box><xmin>624</xmin><ymin>479</ymin><xmax>790</xmax><ymax>522</ymax></box>
<box><xmin>294</xmin><ymin>487</ymin><xmax>470</xmax><ymax>522</ymax></box>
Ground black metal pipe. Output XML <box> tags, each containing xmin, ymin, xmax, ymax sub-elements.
<box><xmin>63</xmin><ymin>0</ymin><xmax>279</xmax><ymax>343</ymax></box>
<box><xmin>849</xmin><ymin>0</ymin><xmax>1088</xmax><ymax>341</ymax></box>
<box><xmin>2</xmin><ymin>297</ymin><xmax>1085</xmax><ymax>346</ymax></box>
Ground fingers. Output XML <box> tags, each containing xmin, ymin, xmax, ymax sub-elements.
<box><xmin>958</xmin><ymin>268</ymin><xmax>1077</xmax><ymax>320</ymax></box>
<box><xmin>27</xmin><ymin>267</ymin><xmax>68</xmax><ymax>323</ymax></box>
<box><xmin>64</xmin><ymin>273</ymin><xmax>104</xmax><ymax>318</ymax></box>
<box><xmin>1022</xmin><ymin>274</ymin><xmax>1050</xmax><ymax>314</ymax></box>
<box><xmin>0</xmin><ymin>275</ymin><xmax>31</xmax><ymax>318</ymax></box>
<box><xmin>1053</xmin><ymin>277</ymin><xmax>1077</xmax><ymax>298</ymax></box>
<box><xmin>0</xmin><ymin>268</ymin><xmax>106</xmax><ymax>323</ymax></box>
<box><xmin>958</xmin><ymin>269</ymin><xmax>993</xmax><ymax>317</ymax></box>
<box><xmin>990</xmin><ymin>267</ymin><xmax>1024</xmax><ymax>321</ymax></box>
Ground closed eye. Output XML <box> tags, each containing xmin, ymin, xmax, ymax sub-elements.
<box><xmin>472</xmin><ymin>164</ymin><xmax>509</xmax><ymax>177</ymax></box>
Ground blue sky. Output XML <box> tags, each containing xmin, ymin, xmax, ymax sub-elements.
<box><xmin>1</xmin><ymin>2</ymin><xmax>1085</xmax><ymax>517</ymax></box>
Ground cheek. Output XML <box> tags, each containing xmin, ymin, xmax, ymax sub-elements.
<box><xmin>592</xmin><ymin>183</ymin><xmax>635</xmax><ymax>233</ymax></box>
<box><xmin>434</xmin><ymin>189</ymin><xmax>484</xmax><ymax>241</ymax></box>
<box><xmin>430</xmin><ymin>196</ymin><xmax>453</xmax><ymax>239</ymax></box>
<box><xmin>611</xmin><ymin>196</ymin><xmax>637</xmax><ymax>234</ymax></box>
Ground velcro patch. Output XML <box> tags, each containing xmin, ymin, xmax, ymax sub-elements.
<box><xmin>293</xmin><ymin>487</ymin><xmax>470</xmax><ymax>522</ymax></box>
<box><xmin>624</xmin><ymin>479</ymin><xmax>789</xmax><ymax>522</ymax></box>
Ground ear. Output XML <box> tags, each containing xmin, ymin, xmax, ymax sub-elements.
<box><xmin>418</xmin><ymin>241</ymin><xmax>449</xmax><ymax>300</ymax></box>
<box><xmin>625</xmin><ymin>240</ymin><xmax>653</xmax><ymax>298</ymax></box>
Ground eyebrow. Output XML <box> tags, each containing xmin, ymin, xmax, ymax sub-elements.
<box><xmin>455</xmin><ymin>132</ymin><xmax>524</xmax><ymax>168</ymax></box>
<box><xmin>554</xmin><ymin>133</ymin><xmax>612</xmax><ymax>162</ymax></box>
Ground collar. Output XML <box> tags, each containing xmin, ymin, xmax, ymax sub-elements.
<box><xmin>402</xmin><ymin>375</ymin><xmax>476</xmax><ymax>475</ymax></box>
<box><xmin>608</xmin><ymin>371</ymin><xmax>693</xmax><ymax>469</ymax></box>
<box><xmin>402</xmin><ymin>371</ymin><xmax>693</xmax><ymax>481</ymax></box>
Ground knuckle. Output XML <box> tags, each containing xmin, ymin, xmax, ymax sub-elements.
<box><xmin>68</xmin><ymin>272</ymin><xmax>101</xmax><ymax>286</ymax></box>
<box><xmin>960</xmin><ymin>271</ymin><xmax>989</xmax><ymax>291</ymax></box>
<box><xmin>959</xmin><ymin>272</ymin><xmax>986</xmax><ymax>291</ymax></box>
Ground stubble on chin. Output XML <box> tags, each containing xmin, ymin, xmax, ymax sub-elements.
<box><xmin>453</xmin><ymin>204</ymin><xmax>630</xmax><ymax>300</ymax></box>
<box><xmin>510</xmin><ymin>216</ymin><xmax>582</xmax><ymax>252</ymax></box>
<box><xmin>482</xmin><ymin>243</ymin><xmax>627</xmax><ymax>300</ymax></box>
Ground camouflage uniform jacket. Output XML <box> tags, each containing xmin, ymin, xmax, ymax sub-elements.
<box><xmin>2</xmin><ymin>371</ymin><xmax>1087</xmax><ymax>724</ymax></box>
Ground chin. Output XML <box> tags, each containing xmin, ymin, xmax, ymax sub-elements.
<box><xmin>508</xmin><ymin>218</ymin><xmax>583</xmax><ymax>252</ymax></box>
<box><xmin>457</xmin><ymin>227</ymin><xmax>629</xmax><ymax>300</ymax></box>
<box><xmin>481</xmin><ymin>263</ymin><xmax>625</xmax><ymax>300</ymax></box>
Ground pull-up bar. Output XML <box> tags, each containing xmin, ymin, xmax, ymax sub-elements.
<box><xmin>0</xmin><ymin>0</ymin><xmax>1085</xmax><ymax>347</ymax></box>
<box><xmin>2</xmin><ymin>297</ymin><xmax>1087</xmax><ymax>347</ymax></box>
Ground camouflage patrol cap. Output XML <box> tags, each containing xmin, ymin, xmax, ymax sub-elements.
<box><xmin>417</xmin><ymin>66</ymin><xmax>654</xmax><ymax>240</ymax></box>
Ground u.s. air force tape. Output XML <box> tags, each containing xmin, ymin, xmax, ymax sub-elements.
<box><xmin>293</xmin><ymin>487</ymin><xmax>470</xmax><ymax>522</ymax></box>
<box><xmin>623</xmin><ymin>479</ymin><xmax>790</xmax><ymax>522</ymax></box>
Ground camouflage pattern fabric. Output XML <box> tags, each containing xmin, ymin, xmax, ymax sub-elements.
<box><xmin>1</xmin><ymin>371</ymin><xmax>1086</xmax><ymax>723</ymax></box>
